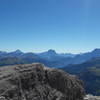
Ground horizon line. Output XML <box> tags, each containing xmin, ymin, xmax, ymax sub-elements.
<box><xmin>0</xmin><ymin>48</ymin><xmax>100</xmax><ymax>54</ymax></box>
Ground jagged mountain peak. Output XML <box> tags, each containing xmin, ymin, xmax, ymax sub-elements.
<box><xmin>14</xmin><ymin>49</ymin><xmax>23</xmax><ymax>54</ymax></box>
<box><xmin>92</xmin><ymin>48</ymin><xmax>100</xmax><ymax>53</ymax></box>
<box><xmin>47</xmin><ymin>49</ymin><xmax>57</xmax><ymax>54</ymax></box>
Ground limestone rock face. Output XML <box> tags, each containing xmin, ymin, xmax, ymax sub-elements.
<box><xmin>0</xmin><ymin>63</ymin><xmax>85</xmax><ymax>100</ymax></box>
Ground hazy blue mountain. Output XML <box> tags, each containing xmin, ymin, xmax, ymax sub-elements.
<box><xmin>13</xmin><ymin>49</ymin><xmax>23</xmax><ymax>54</ymax></box>
<box><xmin>45</xmin><ymin>48</ymin><xmax>100</xmax><ymax>67</ymax></box>
<box><xmin>0</xmin><ymin>57</ymin><xmax>26</xmax><ymax>66</ymax></box>
<box><xmin>0</xmin><ymin>49</ymin><xmax>75</xmax><ymax>68</ymax></box>
<box><xmin>37</xmin><ymin>49</ymin><xmax>75</xmax><ymax>61</ymax></box>
<box><xmin>37</xmin><ymin>49</ymin><xmax>58</xmax><ymax>61</ymax></box>
<box><xmin>1</xmin><ymin>48</ymin><xmax>100</xmax><ymax>68</ymax></box>
<box><xmin>0</xmin><ymin>55</ymin><xmax>49</xmax><ymax>67</ymax></box>
<box><xmin>60</xmin><ymin>53</ymin><xmax>76</xmax><ymax>57</ymax></box>
<box><xmin>55</xmin><ymin>48</ymin><xmax>100</xmax><ymax>67</ymax></box>
<box><xmin>0</xmin><ymin>51</ymin><xmax>51</xmax><ymax>67</ymax></box>
<box><xmin>40</xmin><ymin>48</ymin><xmax>100</xmax><ymax>68</ymax></box>
<box><xmin>0</xmin><ymin>51</ymin><xmax>7</xmax><ymax>59</ymax></box>
<box><xmin>0</xmin><ymin>50</ymin><xmax>24</xmax><ymax>58</ymax></box>
<box><xmin>72</xmin><ymin>49</ymin><xmax>100</xmax><ymax>64</ymax></box>
<box><xmin>7</xmin><ymin>50</ymin><xmax>24</xmax><ymax>57</ymax></box>
<box><xmin>0</xmin><ymin>51</ymin><xmax>7</xmax><ymax>55</ymax></box>
<box><xmin>20</xmin><ymin>52</ymin><xmax>49</xmax><ymax>64</ymax></box>
<box><xmin>62</xmin><ymin>57</ymin><xmax>100</xmax><ymax>95</ymax></box>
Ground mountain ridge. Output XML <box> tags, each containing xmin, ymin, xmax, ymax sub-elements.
<box><xmin>63</xmin><ymin>57</ymin><xmax>100</xmax><ymax>95</ymax></box>
<box><xmin>1</xmin><ymin>48</ymin><xmax>100</xmax><ymax>68</ymax></box>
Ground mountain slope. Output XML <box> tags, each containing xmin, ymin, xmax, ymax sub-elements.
<box><xmin>63</xmin><ymin>57</ymin><xmax>100</xmax><ymax>95</ymax></box>
<box><xmin>37</xmin><ymin>49</ymin><xmax>75</xmax><ymax>61</ymax></box>
<box><xmin>0</xmin><ymin>57</ymin><xmax>26</xmax><ymax>66</ymax></box>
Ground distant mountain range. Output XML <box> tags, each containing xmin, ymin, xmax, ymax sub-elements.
<box><xmin>1</xmin><ymin>49</ymin><xmax>100</xmax><ymax>67</ymax></box>
<box><xmin>37</xmin><ymin>49</ymin><xmax>75</xmax><ymax>61</ymax></box>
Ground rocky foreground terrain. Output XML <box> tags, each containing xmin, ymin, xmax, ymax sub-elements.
<box><xmin>0</xmin><ymin>63</ymin><xmax>99</xmax><ymax>100</ymax></box>
<box><xmin>0</xmin><ymin>63</ymin><xmax>85</xmax><ymax>100</ymax></box>
<box><xmin>84</xmin><ymin>94</ymin><xmax>100</xmax><ymax>100</ymax></box>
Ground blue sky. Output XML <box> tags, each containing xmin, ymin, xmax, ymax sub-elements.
<box><xmin>0</xmin><ymin>0</ymin><xmax>100</xmax><ymax>53</ymax></box>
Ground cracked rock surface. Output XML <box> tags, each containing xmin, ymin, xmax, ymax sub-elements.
<box><xmin>0</xmin><ymin>63</ymin><xmax>85</xmax><ymax>100</ymax></box>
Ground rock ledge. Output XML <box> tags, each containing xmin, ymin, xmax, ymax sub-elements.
<box><xmin>0</xmin><ymin>63</ymin><xmax>85</xmax><ymax>100</ymax></box>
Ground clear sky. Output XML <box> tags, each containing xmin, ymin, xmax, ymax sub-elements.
<box><xmin>0</xmin><ymin>0</ymin><xmax>100</xmax><ymax>53</ymax></box>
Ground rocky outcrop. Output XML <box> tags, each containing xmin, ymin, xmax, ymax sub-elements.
<box><xmin>84</xmin><ymin>94</ymin><xmax>100</xmax><ymax>100</ymax></box>
<box><xmin>0</xmin><ymin>63</ymin><xmax>85</xmax><ymax>100</ymax></box>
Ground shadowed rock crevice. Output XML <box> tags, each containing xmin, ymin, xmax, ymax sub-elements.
<box><xmin>0</xmin><ymin>63</ymin><xmax>85</xmax><ymax>100</ymax></box>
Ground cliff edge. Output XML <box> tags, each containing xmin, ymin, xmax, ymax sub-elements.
<box><xmin>0</xmin><ymin>63</ymin><xmax>85</xmax><ymax>100</ymax></box>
